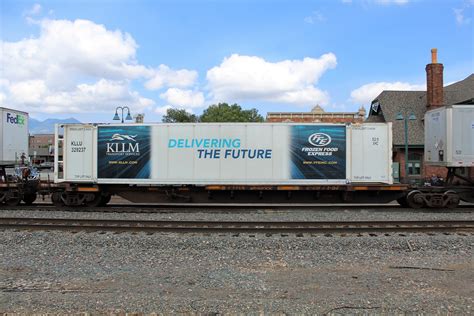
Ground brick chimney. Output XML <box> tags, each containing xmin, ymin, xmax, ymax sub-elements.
<box><xmin>426</xmin><ymin>48</ymin><xmax>444</xmax><ymax>108</ymax></box>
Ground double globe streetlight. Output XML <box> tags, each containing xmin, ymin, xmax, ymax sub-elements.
<box><xmin>113</xmin><ymin>106</ymin><xmax>133</xmax><ymax>123</ymax></box>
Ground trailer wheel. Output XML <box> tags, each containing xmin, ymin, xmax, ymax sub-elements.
<box><xmin>406</xmin><ymin>190</ymin><xmax>425</xmax><ymax>208</ymax></box>
<box><xmin>23</xmin><ymin>193</ymin><xmax>37</xmax><ymax>205</ymax></box>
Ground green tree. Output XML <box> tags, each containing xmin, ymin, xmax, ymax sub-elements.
<box><xmin>200</xmin><ymin>103</ymin><xmax>264</xmax><ymax>122</ymax></box>
<box><xmin>162</xmin><ymin>108</ymin><xmax>198</xmax><ymax>123</ymax></box>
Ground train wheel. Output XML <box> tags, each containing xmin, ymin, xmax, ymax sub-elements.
<box><xmin>23</xmin><ymin>193</ymin><xmax>37</xmax><ymax>205</ymax></box>
<box><xmin>396</xmin><ymin>196</ymin><xmax>409</xmax><ymax>208</ymax></box>
<box><xmin>51</xmin><ymin>192</ymin><xmax>66</xmax><ymax>207</ymax></box>
<box><xmin>444</xmin><ymin>190</ymin><xmax>460</xmax><ymax>209</ymax></box>
<box><xmin>85</xmin><ymin>193</ymin><xmax>102</xmax><ymax>207</ymax></box>
<box><xmin>406</xmin><ymin>190</ymin><xmax>425</xmax><ymax>208</ymax></box>
<box><xmin>5</xmin><ymin>196</ymin><xmax>21</xmax><ymax>206</ymax></box>
<box><xmin>0</xmin><ymin>191</ymin><xmax>6</xmax><ymax>205</ymax></box>
<box><xmin>99</xmin><ymin>194</ymin><xmax>111</xmax><ymax>207</ymax></box>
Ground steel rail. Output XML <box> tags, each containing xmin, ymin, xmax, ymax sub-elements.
<box><xmin>2</xmin><ymin>204</ymin><xmax>474</xmax><ymax>213</ymax></box>
<box><xmin>0</xmin><ymin>217</ymin><xmax>473</xmax><ymax>233</ymax></box>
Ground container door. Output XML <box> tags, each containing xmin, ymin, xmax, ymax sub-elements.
<box><xmin>64</xmin><ymin>125</ymin><xmax>95</xmax><ymax>182</ymax></box>
<box><xmin>451</xmin><ymin>106</ymin><xmax>474</xmax><ymax>166</ymax></box>
<box><xmin>350</xmin><ymin>123</ymin><xmax>392</xmax><ymax>184</ymax></box>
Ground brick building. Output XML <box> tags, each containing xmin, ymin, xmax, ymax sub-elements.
<box><xmin>266</xmin><ymin>105</ymin><xmax>366</xmax><ymax>123</ymax></box>
<box><xmin>367</xmin><ymin>49</ymin><xmax>474</xmax><ymax>183</ymax></box>
<box><xmin>29</xmin><ymin>134</ymin><xmax>55</xmax><ymax>165</ymax></box>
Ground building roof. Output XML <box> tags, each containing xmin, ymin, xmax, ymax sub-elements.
<box><xmin>311</xmin><ymin>105</ymin><xmax>325</xmax><ymax>113</ymax></box>
<box><xmin>444</xmin><ymin>74</ymin><xmax>474</xmax><ymax>105</ymax></box>
<box><xmin>367</xmin><ymin>73</ymin><xmax>474</xmax><ymax>146</ymax></box>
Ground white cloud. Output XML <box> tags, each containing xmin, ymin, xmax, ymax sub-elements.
<box><xmin>159</xmin><ymin>88</ymin><xmax>205</xmax><ymax>108</ymax></box>
<box><xmin>145</xmin><ymin>65</ymin><xmax>198</xmax><ymax>90</ymax></box>
<box><xmin>26</xmin><ymin>4</ymin><xmax>42</xmax><ymax>16</ymax></box>
<box><xmin>304</xmin><ymin>11</ymin><xmax>326</xmax><ymax>24</ymax></box>
<box><xmin>206</xmin><ymin>53</ymin><xmax>336</xmax><ymax>106</ymax></box>
<box><xmin>373</xmin><ymin>0</ymin><xmax>409</xmax><ymax>5</ymax></box>
<box><xmin>1</xmin><ymin>19</ymin><xmax>149</xmax><ymax>83</ymax></box>
<box><xmin>4</xmin><ymin>79</ymin><xmax>154</xmax><ymax>114</ymax></box>
<box><xmin>9</xmin><ymin>80</ymin><xmax>48</xmax><ymax>104</ymax></box>
<box><xmin>0</xmin><ymin>18</ymin><xmax>201</xmax><ymax>114</ymax></box>
<box><xmin>453</xmin><ymin>1</ymin><xmax>473</xmax><ymax>26</ymax></box>
<box><xmin>350</xmin><ymin>81</ymin><xmax>424</xmax><ymax>105</ymax></box>
<box><xmin>274</xmin><ymin>86</ymin><xmax>330</xmax><ymax>105</ymax></box>
<box><xmin>343</xmin><ymin>0</ymin><xmax>409</xmax><ymax>6</ymax></box>
<box><xmin>155</xmin><ymin>105</ymin><xmax>173</xmax><ymax>115</ymax></box>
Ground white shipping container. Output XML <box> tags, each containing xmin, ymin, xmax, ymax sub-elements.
<box><xmin>425</xmin><ymin>105</ymin><xmax>474</xmax><ymax>167</ymax></box>
<box><xmin>349</xmin><ymin>123</ymin><xmax>393</xmax><ymax>183</ymax></box>
<box><xmin>0</xmin><ymin>107</ymin><xmax>29</xmax><ymax>165</ymax></box>
<box><xmin>56</xmin><ymin>122</ymin><xmax>393</xmax><ymax>185</ymax></box>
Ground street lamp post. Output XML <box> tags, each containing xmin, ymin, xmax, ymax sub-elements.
<box><xmin>113</xmin><ymin>106</ymin><xmax>133</xmax><ymax>123</ymax></box>
<box><xmin>396</xmin><ymin>112</ymin><xmax>417</xmax><ymax>183</ymax></box>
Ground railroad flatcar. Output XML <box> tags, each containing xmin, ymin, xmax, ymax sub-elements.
<box><xmin>2</xmin><ymin>107</ymin><xmax>472</xmax><ymax>208</ymax></box>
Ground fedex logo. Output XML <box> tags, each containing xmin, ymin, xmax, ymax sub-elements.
<box><xmin>6</xmin><ymin>113</ymin><xmax>25</xmax><ymax>125</ymax></box>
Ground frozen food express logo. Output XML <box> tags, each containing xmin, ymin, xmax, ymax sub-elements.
<box><xmin>6</xmin><ymin>113</ymin><xmax>25</xmax><ymax>125</ymax></box>
<box><xmin>308</xmin><ymin>133</ymin><xmax>331</xmax><ymax>147</ymax></box>
<box><xmin>302</xmin><ymin>132</ymin><xmax>339</xmax><ymax>157</ymax></box>
<box><xmin>106</xmin><ymin>134</ymin><xmax>139</xmax><ymax>155</ymax></box>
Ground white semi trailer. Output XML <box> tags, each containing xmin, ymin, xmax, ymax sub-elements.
<box><xmin>0</xmin><ymin>107</ymin><xmax>29</xmax><ymax>165</ymax></box>
<box><xmin>0</xmin><ymin>107</ymin><xmax>36</xmax><ymax>206</ymax></box>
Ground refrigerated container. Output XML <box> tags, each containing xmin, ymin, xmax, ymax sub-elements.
<box><xmin>56</xmin><ymin>122</ymin><xmax>393</xmax><ymax>185</ymax></box>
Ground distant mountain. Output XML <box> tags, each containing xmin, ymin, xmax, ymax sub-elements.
<box><xmin>29</xmin><ymin>118</ymin><xmax>81</xmax><ymax>134</ymax></box>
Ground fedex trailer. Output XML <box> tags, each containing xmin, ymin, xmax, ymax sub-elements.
<box><xmin>0</xmin><ymin>107</ymin><xmax>29</xmax><ymax>165</ymax></box>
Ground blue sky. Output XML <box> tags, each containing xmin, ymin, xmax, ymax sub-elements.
<box><xmin>1</xmin><ymin>0</ymin><xmax>473</xmax><ymax>123</ymax></box>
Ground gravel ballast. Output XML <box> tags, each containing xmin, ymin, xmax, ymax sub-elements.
<box><xmin>0</xmin><ymin>227</ymin><xmax>472</xmax><ymax>314</ymax></box>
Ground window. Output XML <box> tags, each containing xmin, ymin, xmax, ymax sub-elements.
<box><xmin>407</xmin><ymin>152</ymin><xmax>422</xmax><ymax>175</ymax></box>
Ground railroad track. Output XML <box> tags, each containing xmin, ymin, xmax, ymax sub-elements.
<box><xmin>1</xmin><ymin>217</ymin><xmax>473</xmax><ymax>234</ymax></box>
<box><xmin>3</xmin><ymin>204</ymin><xmax>474</xmax><ymax>214</ymax></box>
